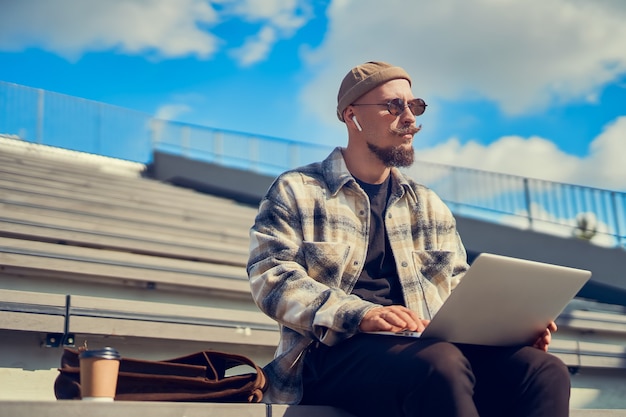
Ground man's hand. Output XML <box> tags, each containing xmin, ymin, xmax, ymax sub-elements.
<box><xmin>359</xmin><ymin>305</ymin><xmax>429</xmax><ymax>333</ymax></box>
<box><xmin>533</xmin><ymin>321</ymin><xmax>557</xmax><ymax>352</ymax></box>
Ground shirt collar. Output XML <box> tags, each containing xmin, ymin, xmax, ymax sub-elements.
<box><xmin>321</xmin><ymin>147</ymin><xmax>414</xmax><ymax>199</ymax></box>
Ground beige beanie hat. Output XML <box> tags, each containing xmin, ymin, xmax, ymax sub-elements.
<box><xmin>336</xmin><ymin>61</ymin><xmax>412</xmax><ymax>122</ymax></box>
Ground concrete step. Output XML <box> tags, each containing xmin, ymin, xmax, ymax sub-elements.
<box><xmin>0</xmin><ymin>401</ymin><xmax>621</xmax><ymax>417</ymax></box>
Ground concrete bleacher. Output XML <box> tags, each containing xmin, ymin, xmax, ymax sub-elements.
<box><xmin>0</xmin><ymin>401</ymin><xmax>622</xmax><ymax>417</ymax></box>
<box><xmin>0</xmin><ymin>138</ymin><xmax>279</xmax><ymax>397</ymax></box>
<box><xmin>1</xmin><ymin>136</ymin><xmax>625</xmax><ymax>415</ymax></box>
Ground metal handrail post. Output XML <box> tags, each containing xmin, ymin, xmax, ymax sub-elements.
<box><xmin>523</xmin><ymin>178</ymin><xmax>533</xmax><ymax>228</ymax></box>
<box><xmin>611</xmin><ymin>191</ymin><xmax>624</xmax><ymax>248</ymax></box>
<box><xmin>36</xmin><ymin>88</ymin><xmax>44</xmax><ymax>144</ymax></box>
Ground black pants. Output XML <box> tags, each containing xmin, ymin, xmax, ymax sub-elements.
<box><xmin>301</xmin><ymin>333</ymin><xmax>570</xmax><ymax>417</ymax></box>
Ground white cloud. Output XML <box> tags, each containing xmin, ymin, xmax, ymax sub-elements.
<box><xmin>302</xmin><ymin>0</ymin><xmax>626</xmax><ymax>124</ymax></box>
<box><xmin>230</xmin><ymin>26</ymin><xmax>277</xmax><ymax>67</ymax></box>
<box><xmin>227</xmin><ymin>0</ymin><xmax>311</xmax><ymax>31</ymax></box>
<box><xmin>408</xmin><ymin>116</ymin><xmax>626</xmax><ymax>191</ymax></box>
<box><xmin>412</xmin><ymin>135</ymin><xmax>582</xmax><ymax>183</ymax></box>
<box><xmin>0</xmin><ymin>0</ymin><xmax>221</xmax><ymax>59</ymax></box>
<box><xmin>154</xmin><ymin>104</ymin><xmax>192</xmax><ymax>121</ymax></box>
<box><xmin>583</xmin><ymin>116</ymin><xmax>626</xmax><ymax>190</ymax></box>
<box><xmin>226</xmin><ymin>0</ymin><xmax>312</xmax><ymax>66</ymax></box>
<box><xmin>0</xmin><ymin>0</ymin><xmax>312</xmax><ymax>62</ymax></box>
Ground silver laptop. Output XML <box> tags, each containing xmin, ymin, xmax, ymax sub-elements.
<box><xmin>376</xmin><ymin>253</ymin><xmax>591</xmax><ymax>346</ymax></box>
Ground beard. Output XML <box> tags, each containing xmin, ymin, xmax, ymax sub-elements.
<box><xmin>367</xmin><ymin>142</ymin><xmax>415</xmax><ymax>167</ymax></box>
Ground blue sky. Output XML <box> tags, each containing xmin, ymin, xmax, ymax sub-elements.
<box><xmin>1</xmin><ymin>0</ymin><xmax>626</xmax><ymax>191</ymax></box>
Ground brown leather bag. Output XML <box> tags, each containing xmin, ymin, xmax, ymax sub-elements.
<box><xmin>54</xmin><ymin>348</ymin><xmax>268</xmax><ymax>402</ymax></box>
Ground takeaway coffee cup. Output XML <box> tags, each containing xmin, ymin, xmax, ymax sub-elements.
<box><xmin>79</xmin><ymin>347</ymin><xmax>121</xmax><ymax>401</ymax></box>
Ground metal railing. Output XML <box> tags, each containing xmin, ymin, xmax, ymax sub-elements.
<box><xmin>150</xmin><ymin>118</ymin><xmax>331</xmax><ymax>174</ymax></box>
<box><xmin>406</xmin><ymin>162</ymin><xmax>625</xmax><ymax>249</ymax></box>
<box><xmin>1</xmin><ymin>80</ymin><xmax>624</xmax><ymax>249</ymax></box>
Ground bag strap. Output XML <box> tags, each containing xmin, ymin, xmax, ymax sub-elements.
<box><xmin>165</xmin><ymin>350</ymin><xmax>267</xmax><ymax>396</ymax></box>
<box><xmin>209</xmin><ymin>351</ymin><xmax>268</xmax><ymax>399</ymax></box>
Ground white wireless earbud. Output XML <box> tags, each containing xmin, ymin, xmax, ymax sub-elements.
<box><xmin>352</xmin><ymin>115</ymin><xmax>363</xmax><ymax>132</ymax></box>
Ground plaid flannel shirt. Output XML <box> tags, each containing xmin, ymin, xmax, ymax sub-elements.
<box><xmin>247</xmin><ymin>147</ymin><xmax>469</xmax><ymax>404</ymax></box>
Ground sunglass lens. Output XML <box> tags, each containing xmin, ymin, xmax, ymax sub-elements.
<box><xmin>408</xmin><ymin>98</ymin><xmax>427</xmax><ymax>116</ymax></box>
<box><xmin>387</xmin><ymin>98</ymin><xmax>427</xmax><ymax>116</ymax></box>
<box><xmin>388</xmin><ymin>99</ymin><xmax>405</xmax><ymax>116</ymax></box>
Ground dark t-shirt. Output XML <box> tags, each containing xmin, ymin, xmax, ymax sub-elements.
<box><xmin>350</xmin><ymin>176</ymin><xmax>405</xmax><ymax>306</ymax></box>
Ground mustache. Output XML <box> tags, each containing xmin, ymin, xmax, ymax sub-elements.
<box><xmin>391</xmin><ymin>124</ymin><xmax>422</xmax><ymax>135</ymax></box>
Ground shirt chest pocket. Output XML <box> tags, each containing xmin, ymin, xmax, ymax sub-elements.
<box><xmin>412</xmin><ymin>250</ymin><xmax>455</xmax><ymax>286</ymax></box>
<box><xmin>302</xmin><ymin>242</ymin><xmax>351</xmax><ymax>289</ymax></box>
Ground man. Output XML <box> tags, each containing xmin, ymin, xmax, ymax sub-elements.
<box><xmin>247</xmin><ymin>61</ymin><xmax>570</xmax><ymax>417</ymax></box>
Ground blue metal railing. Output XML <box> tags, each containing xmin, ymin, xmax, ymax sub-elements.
<box><xmin>406</xmin><ymin>162</ymin><xmax>625</xmax><ymax>249</ymax></box>
<box><xmin>1</xmin><ymin>80</ymin><xmax>624</xmax><ymax>249</ymax></box>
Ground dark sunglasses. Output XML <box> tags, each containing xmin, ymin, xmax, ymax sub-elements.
<box><xmin>351</xmin><ymin>98</ymin><xmax>427</xmax><ymax>116</ymax></box>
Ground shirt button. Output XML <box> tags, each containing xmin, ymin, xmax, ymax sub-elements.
<box><xmin>388</xmin><ymin>213</ymin><xmax>393</xmax><ymax>219</ymax></box>
<box><xmin>401</xmin><ymin>261</ymin><xmax>408</xmax><ymax>267</ymax></box>
<box><xmin>354</xmin><ymin>261</ymin><xmax>359</xmax><ymax>266</ymax></box>
<box><xmin>359</xmin><ymin>210</ymin><xmax>365</xmax><ymax>216</ymax></box>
